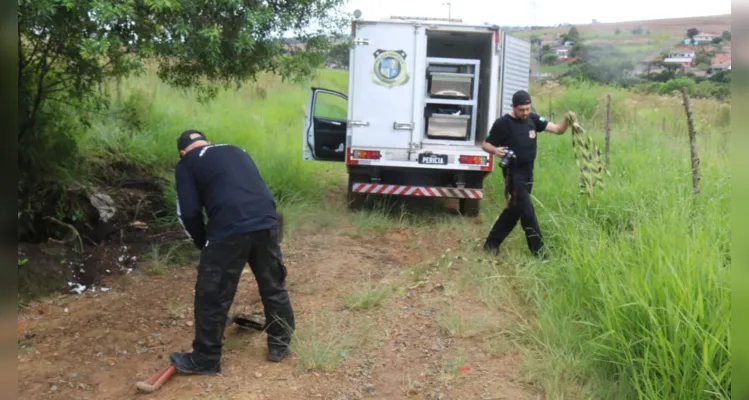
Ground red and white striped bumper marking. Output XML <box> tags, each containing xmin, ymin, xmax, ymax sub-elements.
<box><xmin>352</xmin><ymin>184</ymin><xmax>483</xmax><ymax>199</ymax></box>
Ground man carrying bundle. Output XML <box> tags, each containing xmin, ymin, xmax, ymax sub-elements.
<box><xmin>480</xmin><ymin>90</ymin><xmax>574</xmax><ymax>257</ymax></box>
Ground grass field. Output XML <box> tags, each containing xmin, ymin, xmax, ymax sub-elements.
<box><xmin>519</xmin><ymin>82</ymin><xmax>730</xmax><ymax>398</ymax></box>
<box><xmin>539</xmin><ymin>62</ymin><xmax>572</xmax><ymax>76</ymax></box>
<box><xmin>79</xmin><ymin>69</ymin><xmax>730</xmax><ymax>398</ymax></box>
<box><xmin>79</xmin><ymin>70</ymin><xmax>349</xmax><ymax>208</ymax></box>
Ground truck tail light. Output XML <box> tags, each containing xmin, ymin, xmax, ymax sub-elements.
<box><xmin>459</xmin><ymin>155</ymin><xmax>487</xmax><ymax>165</ymax></box>
<box><xmin>352</xmin><ymin>150</ymin><xmax>381</xmax><ymax>160</ymax></box>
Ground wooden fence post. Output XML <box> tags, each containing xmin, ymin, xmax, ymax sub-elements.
<box><xmin>605</xmin><ymin>93</ymin><xmax>611</xmax><ymax>166</ymax></box>
<box><xmin>680</xmin><ymin>87</ymin><xmax>700</xmax><ymax>195</ymax></box>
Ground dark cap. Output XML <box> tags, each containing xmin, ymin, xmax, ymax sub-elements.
<box><xmin>177</xmin><ymin>129</ymin><xmax>207</xmax><ymax>152</ymax></box>
<box><xmin>512</xmin><ymin>90</ymin><xmax>532</xmax><ymax>107</ymax></box>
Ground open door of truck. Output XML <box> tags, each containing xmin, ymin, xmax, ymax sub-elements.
<box><xmin>498</xmin><ymin>33</ymin><xmax>532</xmax><ymax>117</ymax></box>
<box><xmin>303</xmin><ymin>87</ymin><xmax>348</xmax><ymax>162</ymax></box>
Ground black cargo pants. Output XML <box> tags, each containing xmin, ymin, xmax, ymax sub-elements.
<box><xmin>485</xmin><ymin>165</ymin><xmax>545</xmax><ymax>255</ymax></box>
<box><xmin>191</xmin><ymin>228</ymin><xmax>295</xmax><ymax>366</ymax></box>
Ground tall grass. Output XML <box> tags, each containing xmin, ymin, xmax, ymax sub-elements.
<box><xmin>79</xmin><ymin>69</ymin><xmax>730</xmax><ymax>398</ymax></box>
<box><xmin>483</xmin><ymin>81</ymin><xmax>730</xmax><ymax>398</ymax></box>
<box><xmin>79</xmin><ymin>69</ymin><xmax>350</xmax><ymax>208</ymax></box>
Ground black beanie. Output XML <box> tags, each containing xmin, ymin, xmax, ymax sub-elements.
<box><xmin>512</xmin><ymin>90</ymin><xmax>532</xmax><ymax>106</ymax></box>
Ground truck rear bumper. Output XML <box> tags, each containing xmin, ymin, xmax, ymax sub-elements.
<box><xmin>351</xmin><ymin>183</ymin><xmax>483</xmax><ymax>199</ymax></box>
<box><xmin>346</xmin><ymin>147</ymin><xmax>494</xmax><ymax>172</ymax></box>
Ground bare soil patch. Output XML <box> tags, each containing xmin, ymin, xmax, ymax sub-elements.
<box><xmin>18</xmin><ymin>224</ymin><xmax>541</xmax><ymax>400</ymax></box>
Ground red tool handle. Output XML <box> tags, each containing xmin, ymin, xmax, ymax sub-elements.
<box><xmin>136</xmin><ymin>365</ymin><xmax>176</xmax><ymax>393</ymax></box>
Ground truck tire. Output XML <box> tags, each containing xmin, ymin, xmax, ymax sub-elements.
<box><xmin>459</xmin><ymin>198</ymin><xmax>480</xmax><ymax>217</ymax></box>
<box><xmin>347</xmin><ymin>173</ymin><xmax>367</xmax><ymax>211</ymax></box>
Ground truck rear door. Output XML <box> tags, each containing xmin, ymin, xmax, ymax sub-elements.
<box><xmin>498</xmin><ymin>33</ymin><xmax>532</xmax><ymax>117</ymax></box>
<box><xmin>349</xmin><ymin>22</ymin><xmax>421</xmax><ymax>150</ymax></box>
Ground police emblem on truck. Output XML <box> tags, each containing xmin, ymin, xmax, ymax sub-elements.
<box><xmin>372</xmin><ymin>50</ymin><xmax>409</xmax><ymax>88</ymax></box>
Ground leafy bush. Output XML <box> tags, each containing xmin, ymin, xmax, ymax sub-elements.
<box><xmin>631</xmin><ymin>75</ymin><xmax>729</xmax><ymax>100</ymax></box>
<box><xmin>661</xmin><ymin>77</ymin><xmax>697</xmax><ymax>94</ymax></box>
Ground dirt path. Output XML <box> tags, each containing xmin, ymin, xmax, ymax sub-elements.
<box><xmin>18</xmin><ymin>226</ymin><xmax>541</xmax><ymax>400</ymax></box>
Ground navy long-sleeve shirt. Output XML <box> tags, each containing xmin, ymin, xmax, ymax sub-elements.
<box><xmin>175</xmin><ymin>143</ymin><xmax>278</xmax><ymax>249</ymax></box>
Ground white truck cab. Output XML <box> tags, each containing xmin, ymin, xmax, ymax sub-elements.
<box><xmin>302</xmin><ymin>17</ymin><xmax>531</xmax><ymax>216</ymax></box>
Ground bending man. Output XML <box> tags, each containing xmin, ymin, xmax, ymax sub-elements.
<box><xmin>171</xmin><ymin>129</ymin><xmax>295</xmax><ymax>375</ymax></box>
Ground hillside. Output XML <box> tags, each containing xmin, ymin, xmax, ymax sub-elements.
<box><xmin>512</xmin><ymin>13</ymin><xmax>731</xmax><ymax>81</ymax></box>
<box><xmin>511</xmin><ymin>13</ymin><xmax>730</xmax><ymax>36</ymax></box>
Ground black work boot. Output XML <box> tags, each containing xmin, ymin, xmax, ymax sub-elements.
<box><xmin>482</xmin><ymin>242</ymin><xmax>501</xmax><ymax>257</ymax></box>
<box><xmin>267</xmin><ymin>346</ymin><xmax>290</xmax><ymax>363</ymax></box>
<box><xmin>531</xmin><ymin>242</ymin><xmax>549</xmax><ymax>260</ymax></box>
<box><xmin>169</xmin><ymin>352</ymin><xmax>221</xmax><ymax>375</ymax></box>
<box><xmin>533</xmin><ymin>248</ymin><xmax>549</xmax><ymax>261</ymax></box>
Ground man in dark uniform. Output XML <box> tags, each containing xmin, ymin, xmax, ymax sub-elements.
<box><xmin>481</xmin><ymin>90</ymin><xmax>572</xmax><ymax>257</ymax></box>
<box><xmin>170</xmin><ymin>129</ymin><xmax>295</xmax><ymax>375</ymax></box>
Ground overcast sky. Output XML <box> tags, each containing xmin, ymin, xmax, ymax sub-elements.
<box><xmin>342</xmin><ymin>0</ymin><xmax>731</xmax><ymax>27</ymax></box>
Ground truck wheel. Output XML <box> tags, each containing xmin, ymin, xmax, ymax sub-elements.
<box><xmin>459</xmin><ymin>198</ymin><xmax>480</xmax><ymax>217</ymax></box>
<box><xmin>347</xmin><ymin>173</ymin><xmax>367</xmax><ymax>211</ymax></box>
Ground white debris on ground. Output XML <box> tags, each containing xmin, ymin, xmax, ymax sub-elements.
<box><xmin>66</xmin><ymin>245</ymin><xmax>136</xmax><ymax>294</ymax></box>
<box><xmin>67</xmin><ymin>282</ymin><xmax>112</xmax><ymax>294</ymax></box>
<box><xmin>89</xmin><ymin>286</ymin><xmax>112</xmax><ymax>293</ymax></box>
<box><xmin>117</xmin><ymin>245</ymin><xmax>136</xmax><ymax>274</ymax></box>
<box><xmin>67</xmin><ymin>282</ymin><xmax>87</xmax><ymax>294</ymax></box>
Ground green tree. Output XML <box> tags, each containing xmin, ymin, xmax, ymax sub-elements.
<box><xmin>686</xmin><ymin>28</ymin><xmax>699</xmax><ymax>39</ymax></box>
<box><xmin>538</xmin><ymin>44</ymin><xmax>556</xmax><ymax>65</ymax></box>
<box><xmin>18</xmin><ymin>0</ymin><xmax>347</xmax><ymax>237</ymax></box>
<box><xmin>326</xmin><ymin>40</ymin><xmax>351</xmax><ymax>68</ymax></box>
<box><xmin>712</xmin><ymin>37</ymin><xmax>723</xmax><ymax>44</ymax></box>
<box><xmin>722</xmin><ymin>30</ymin><xmax>731</xmax><ymax>41</ymax></box>
<box><xmin>661</xmin><ymin>76</ymin><xmax>696</xmax><ymax>94</ymax></box>
<box><xmin>19</xmin><ymin>0</ymin><xmax>346</xmax><ymax>140</ymax></box>
<box><xmin>710</xmin><ymin>70</ymin><xmax>731</xmax><ymax>84</ymax></box>
<box><xmin>661</xmin><ymin>62</ymin><xmax>684</xmax><ymax>74</ymax></box>
<box><xmin>568</xmin><ymin>26</ymin><xmax>580</xmax><ymax>40</ymax></box>
<box><xmin>542</xmin><ymin>53</ymin><xmax>558</xmax><ymax>66</ymax></box>
<box><xmin>693</xmin><ymin>49</ymin><xmax>714</xmax><ymax>70</ymax></box>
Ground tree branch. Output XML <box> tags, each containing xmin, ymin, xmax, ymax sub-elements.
<box><xmin>43</xmin><ymin>216</ymin><xmax>84</xmax><ymax>252</ymax></box>
<box><xmin>45</xmin><ymin>97</ymin><xmax>123</xmax><ymax>118</ymax></box>
<box><xmin>19</xmin><ymin>41</ymin><xmax>66</xmax><ymax>143</ymax></box>
<box><xmin>43</xmin><ymin>73</ymin><xmax>79</xmax><ymax>93</ymax></box>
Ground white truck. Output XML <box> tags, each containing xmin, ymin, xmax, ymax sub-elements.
<box><xmin>302</xmin><ymin>16</ymin><xmax>531</xmax><ymax>216</ymax></box>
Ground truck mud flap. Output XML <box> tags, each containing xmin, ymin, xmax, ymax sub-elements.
<box><xmin>351</xmin><ymin>183</ymin><xmax>482</xmax><ymax>199</ymax></box>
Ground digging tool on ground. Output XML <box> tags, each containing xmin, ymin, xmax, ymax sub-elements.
<box><xmin>135</xmin><ymin>365</ymin><xmax>176</xmax><ymax>393</ymax></box>
<box><xmin>230</xmin><ymin>313</ymin><xmax>266</xmax><ymax>331</ymax></box>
